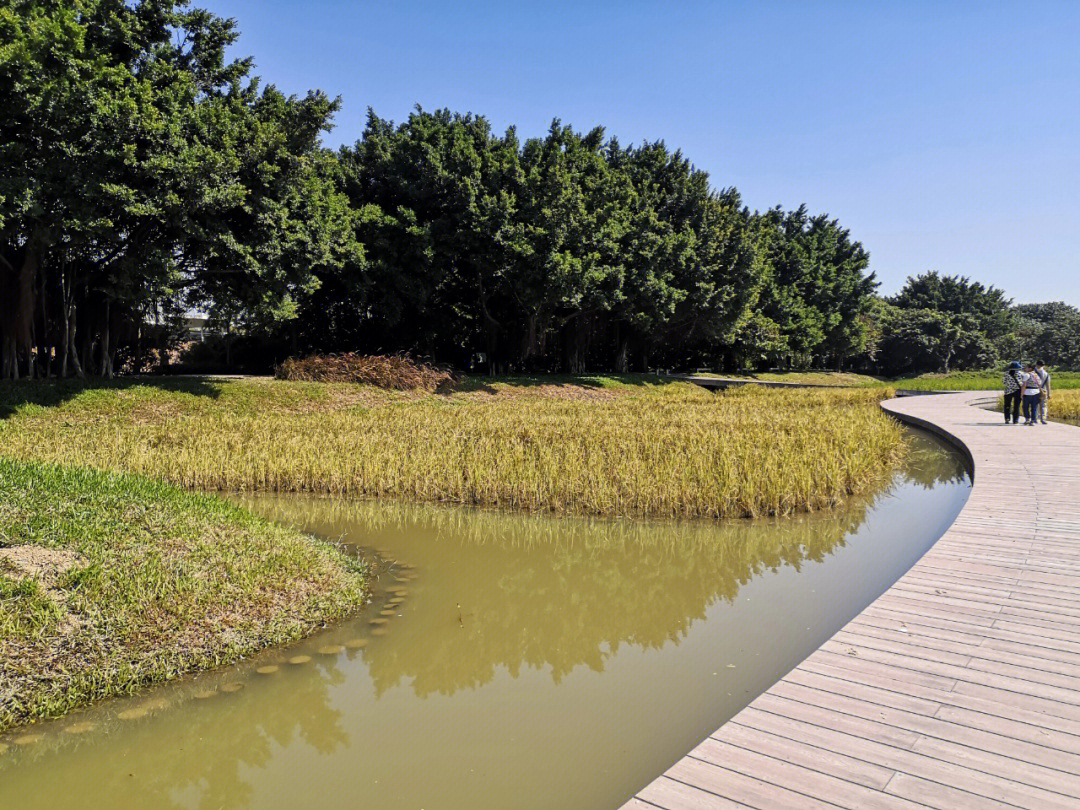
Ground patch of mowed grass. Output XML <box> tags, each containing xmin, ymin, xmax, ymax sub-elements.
<box><xmin>0</xmin><ymin>458</ymin><xmax>368</xmax><ymax>732</ymax></box>
<box><xmin>689</xmin><ymin>368</ymin><xmax>1080</xmax><ymax>391</ymax></box>
<box><xmin>891</xmin><ymin>370</ymin><xmax>1080</xmax><ymax>391</ymax></box>
<box><xmin>0</xmin><ymin>377</ymin><xmax>905</xmax><ymax>519</ymax></box>
<box><xmin>692</xmin><ymin>371</ymin><xmax>885</xmax><ymax>387</ymax></box>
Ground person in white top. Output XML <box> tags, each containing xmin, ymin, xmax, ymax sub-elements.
<box><xmin>1036</xmin><ymin>361</ymin><xmax>1051</xmax><ymax>424</ymax></box>
<box><xmin>1020</xmin><ymin>363</ymin><xmax>1043</xmax><ymax>425</ymax></box>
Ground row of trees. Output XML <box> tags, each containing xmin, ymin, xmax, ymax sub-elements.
<box><xmin>0</xmin><ymin>0</ymin><xmax>880</xmax><ymax>379</ymax></box>
<box><xmin>290</xmin><ymin>112</ymin><xmax>877</xmax><ymax>373</ymax></box>
<box><xmin>868</xmin><ymin>273</ymin><xmax>1080</xmax><ymax>375</ymax></box>
<box><xmin>3</xmin><ymin>1</ymin><xmax>1075</xmax><ymax>379</ymax></box>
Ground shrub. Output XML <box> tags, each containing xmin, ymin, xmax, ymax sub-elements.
<box><xmin>275</xmin><ymin>354</ymin><xmax>457</xmax><ymax>391</ymax></box>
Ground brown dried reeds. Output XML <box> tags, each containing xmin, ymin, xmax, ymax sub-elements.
<box><xmin>275</xmin><ymin>353</ymin><xmax>456</xmax><ymax>392</ymax></box>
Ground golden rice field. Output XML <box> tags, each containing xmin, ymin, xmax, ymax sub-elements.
<box><xmin>0</xmin><ymin>377</ymin><xmax>906</xmax><ymax>519</ymax></box>
<box><xmin>1049</xmin><ymin>389</ymin><xmax>1080</xmax><ymax>423</ymax></box>
<box><xmin>994</xmin><ymin>389</ymin><xmax>1080</xmax><ymax>424</ymax></box>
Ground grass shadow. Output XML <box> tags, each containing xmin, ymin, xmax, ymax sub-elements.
<box><xmin>0</xmin><ymin>376</ymin><xmax>223</xmax><ymax>420</ymax></box>
<box><xmin>454</xmin><ymin>372</ymin><xmax>678</xmax><ymax>395</ymax></box>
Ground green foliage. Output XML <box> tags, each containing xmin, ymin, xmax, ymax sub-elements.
<box><xmin>2</xmin><ymin>0</ymin><xmax>879</xmax><ymax>381</ymax></box>
<box><xmin>876</xmin><ymin>306</ymin><xmax>994</xmax><ymax>376</ymax></box>
<box><xmin>1013</xmin><ymin>302</ymin><xmax>1080</xmax><ymax>367</ymax></box>
<box><xmin>876</xmin><ymin>272</ymin><xmax>1012</xmax><ymax>374</ymax></box>
<box><xmin>303</xmin><ymin>112</ymin><xmax>769</xmax><ymax>373</ymax></box>
<box><xmin>6</xmin><ymin>2</ymin><xmax>1071</xmax><ymax>379</ymax></box>
<box><xmin>753</xmin><ymin>206</ymin><xmax>877</xmax><ymax>369</ymax></box>
<box><xmin>0</xmin><ymin>0</ymin><xmax>359</xmax><ymax>379</ymax></box>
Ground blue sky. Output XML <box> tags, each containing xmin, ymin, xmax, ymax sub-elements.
<box><xmin>201</xmin><ymin>0</ymin><xmax>1080</xmax><ymax>304</ymax></box>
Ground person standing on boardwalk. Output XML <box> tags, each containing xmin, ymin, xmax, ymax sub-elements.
<box><xmin>1036</xmin><ymin>361</ymin><xmax>1051</xmax><ymax>424</ymax></box>
<box><xmin>1021</xmin><ymin>363</ymin><xmax>1043</xmax><ymax>425</ymax></box>
<box><xmin>1003</xmin><ymin>361</ymin><xmax>1023</xmax><ymax>424</ymax></box>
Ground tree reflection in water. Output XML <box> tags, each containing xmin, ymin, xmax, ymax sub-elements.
<box><xmin>257</xmin><ymin>491</ymin><xmax>870</xmax><ymax>696</ymax></box>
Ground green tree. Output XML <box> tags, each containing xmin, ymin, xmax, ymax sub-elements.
<box><xmin>877</xmin><ymin>307</ymin><xmax>994</xmax><ymax>375</ymax></box>
<box><xmin>754</xmin><ymin>206</ymin><xmax>876</xmax><ymax>369</ymax></box>
<box><xmin>890</xmin><ymin>271</ymin><xmax>1015</xmax><ymax>359</ymax></box>
<box><xmin>0</xmin><ymin>0</ymin><xmax>356</xmax><ymax>378</ymax></box>
<box><xmin>1013</xmin><ymin>302</ymin><xmax>1080</xmax><ymax>367</ymax></box>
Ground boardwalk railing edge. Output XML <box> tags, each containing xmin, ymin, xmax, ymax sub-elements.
<box><xmin>879</xmin><ymin>392</ymin><xmax>997</xmax><ymax>478</ymax></box>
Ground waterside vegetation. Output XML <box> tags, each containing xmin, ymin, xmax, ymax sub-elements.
<box><xmin>694</xmin><ymin>369</ymin><xmax>1080</xmax><ymax>391</ymax></box>
<box><xmin>1050</xmin><ymin>390</ymin><xmax>1080</xmax><ymax>423</ymax></box>
<box><xmin>0</xmin><ymin>377</ymin><xmax>905</xmax><ymax>520</ymax></box>
<box><xmin>891</xmin><ymin>370</ymin><xmax>1080</xmax><ymax>391</ymax></box>
<box><xmin>0</xmin><ymin>459</ymin><xmax>368</xmax><ymax>732</ymax></box>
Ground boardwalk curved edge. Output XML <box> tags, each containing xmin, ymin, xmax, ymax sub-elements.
<box><xmin>622</xmin><ymin>391</ymin><xmax>1080</xmax><ymax>810</ymax></box>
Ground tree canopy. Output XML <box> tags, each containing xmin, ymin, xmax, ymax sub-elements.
<box><xmin>2</xmin><ymin>1</ymin><xmax>1074</xmax><ymax>379</ymax></box>
<box><xmin>0</xmin><ymin>0</ymin><xmax>355</xmax><ymax>378</ymax></box>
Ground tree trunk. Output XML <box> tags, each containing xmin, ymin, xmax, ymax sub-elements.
<box><xmin>100</xmin><ymin>301</ymin><xmax>113</xmax><ymax>378</ymax></box>
<box><xmin>39</xmin><ymin>270</ymin><xmax>51</xmax><ymax>378</ymax></box>
<box><xmin>60</xmin><ymin>309</ymin><xmax>69</xmax><ymax>378</ymax></box>
<box><xmin>224</xmin><ymin>317</ymin><xmax>234</xmax><ymax>369</ymax></box>
<box><xmin>1</xmin><ymin>338</ymin><xmax>15</xmax><ymax>380</ymax></box>
<box><xmin>68</xmin><ymin>321</ymin><xmax>84</xmax><ymax>378</ymax></box>
<box><xmin>614</xmin><ymin>333</ymin><xmax>629</xmax><ymax>373</ymax></box>
<box><xmin>12</xmin><ymin>243</ymin><xmax>40</xmax><ymax>379</ymax></box>
<box><xmin>80</xmin><ymin>333</ymin><xmax>92</xmax><ymax>377</ymax></box>
<box><xmin>521</xmin><ymin>311</ymin><xmax>542</xmax><ymax>360</ymax></box>
<box><xmin>157</xmin><ymin>306</ymin><xmax>170</xmax><ymax>372</ymax></box>
<box><xmin>60</xmin><ymin>267</ymin><xmax>72</xmax><ymax>378</ymax></box>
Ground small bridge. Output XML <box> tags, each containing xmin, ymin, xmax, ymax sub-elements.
<box><xmin>623</xmin><ymin>391</ymin><xmax>1080</xmax><ymax>810</ymax></box>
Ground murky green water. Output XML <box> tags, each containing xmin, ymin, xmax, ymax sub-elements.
<box><xmin>0</xmin><ymin>429</ymin><xmax>969</xmax><ymax>810</ymax></box>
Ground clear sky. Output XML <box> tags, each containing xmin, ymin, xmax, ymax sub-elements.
<box><xmin>200</xmin><ymin>0</ymin><xmax>1080</xmax><ymax>304</ymax></box>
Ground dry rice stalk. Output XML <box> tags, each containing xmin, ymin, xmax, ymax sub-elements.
<box><xmin>275</xmin><ymin>353</ymin><xmax>457</xmax><ymax>392</ymax></box>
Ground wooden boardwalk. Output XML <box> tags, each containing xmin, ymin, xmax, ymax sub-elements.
<box><xmin>623</xmin><ymin>391</ymin><xmax>1080</xmax><ymax>810</ymax></box>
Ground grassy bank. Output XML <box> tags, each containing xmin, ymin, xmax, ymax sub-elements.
<box><xmin>691</xmin><ymin>369</ymin><xmax>1080</xmax><ymax>390</ymax></box>
<box><xmin>690</xmin><ymin>371</ymin><xmax>883</xmax><ymax>387</ymax></box>
<box><xmin>0</xmin><ymin>459</ymin><xmax>368</xmax><ymax>732</ymax></box>
<box><xmin>0</xmin><ymin>376</ymin><xmax>905</xmax><ymax>519</ymax></box>
<box><xmin>890</xmin><ymin>370</ymin><xmax>1080</xmax><ymax>391</ymax></box>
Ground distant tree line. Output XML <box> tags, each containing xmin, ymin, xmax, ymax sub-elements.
<box><xmin>868</xmin><ymin>273</ymin><xmax>1080</xmax><ymax>376</ymax></box>
<box><xmin>2</xmin><ymin>1</ymin><xmax>1076</xmax><ymax>379</ymax></box>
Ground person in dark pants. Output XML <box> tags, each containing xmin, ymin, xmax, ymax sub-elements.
<box><xmin>1021</xmin><ymin>363</ymin><xmax>1043</xmax><ymax>425</ymax></box>
<box><xmin>1002</xmin><ymin>361</ymin><xmax>1023</xmax><ymax>424</ymax></box>
<box><xmin>1036</xmin><ymin>361</ymin><xmax>1051</xmax><ymax>424</ymax></box>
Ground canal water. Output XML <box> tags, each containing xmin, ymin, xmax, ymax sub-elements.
<box><xmin>0</xmin><ymin>429</ymin><xmax>970</xmax><ymax>810</ymax></box>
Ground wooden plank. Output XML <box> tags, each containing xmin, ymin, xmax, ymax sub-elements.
<box><xmin>689</xmin><ymin>739</ymin><xmax>924</xmax><ymax>809</ymax></box>
<box><xmin>734</xmin><ymin>708</ymin><xmax>1080</xmax><ymax>808</ymax></box>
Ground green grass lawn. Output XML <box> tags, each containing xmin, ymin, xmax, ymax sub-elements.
<box><xmin>689</xmin><ymin>371</ymin><xmax>884</xmax><ymax>387</ymax></box>
<box><xmin>0</xmin><ymin>458</ymin><xmax>368</xmax><ymax>732</ymax></box>
<box><xmin>688</xmin><ymin>369</ymin><xmax>1080</xmax><ymax>391</ymax></box>
<box><xmin>888</xmin><ymin>370</ymin><xmax>1080</xmax><ymax>390</ymax></box>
